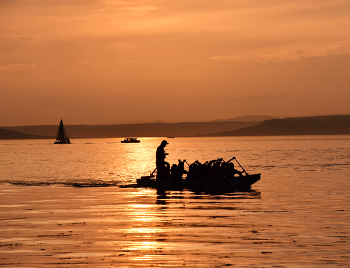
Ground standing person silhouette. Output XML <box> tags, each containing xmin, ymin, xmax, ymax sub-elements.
<box><xmin>156</xmin><ymin>140</ymin><xmax>169</xmax><ymax>180</ymax></box>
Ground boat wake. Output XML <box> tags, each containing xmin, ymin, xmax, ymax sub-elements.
<box><xmin>0</xmin><ymin>180</ymin><xmax>120</xmax><ymax>187</ymax></box>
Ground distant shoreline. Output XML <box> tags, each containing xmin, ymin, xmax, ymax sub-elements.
<box><xmin>1</xmin><ymin>121</ymin><xmax>259</xmax><ymax>140</ymax></box>
<box><xmin>1</xmin><ymin>115</ymin><xmax>350</xmax><ymax>140</ymax></box>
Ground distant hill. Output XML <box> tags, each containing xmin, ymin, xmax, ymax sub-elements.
<box><xmin>3</xmin><ymin>121</ymin><xmax>258</xmax><ymax>139</ymax></box>
<box><xmin>211</xmin><ymin>115</ymin><xmax>278</xmax><ymax>122</ymax></box>
<box><xmin>0</xmin><ymin>128</ymin><xmax>48</xmax><ymax>140</ymax></box>
<box><xmin>3</xmin><ymin>115</ymin><xmax>350</xmax><ymax>139</ymax></box>
<box><xmin>198</xmin><ymin>115</ymin><xmax>350</xmax><ymax>136</ymax></box>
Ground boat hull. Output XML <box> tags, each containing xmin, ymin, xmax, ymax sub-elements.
<box><xmin>54</xmin><ymin>140</ymin><xmax>70</xmax><ymax>144</ymax></box>
<box><xmin>136</xmin><ymin>173</ymin><xmax>260</xmax><ymax>191</ymax></box>
<box><xmin>121</xmin><ymin>138</ymin><xmax>140</xmax><ymax>143</ymax></box>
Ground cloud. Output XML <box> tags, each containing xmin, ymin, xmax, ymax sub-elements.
<box><xmin>295</xmin><ymin>50</ymin><xmax>307</xmax><ymax>55</ymax></box>
<box><xmin>0</xmin><ymin>63</ymin><xmax>36</xmax><ymax>71</ymax></box>
<box><xmin>258</xmin><ymin>50</ymin><xmax>309</xmax><ymax>62</ymax></box>
<box><xmin>210</xmin><ymin>55</ymin><xmax>239</xmax><ymax>61</ymax></box>
<box><xmin>0</xmin><ymin>34</ymin><xmax>36</xmax><ymax>49</ymax></box>
<box><xmin>210</xmin><ymin>44</ymin><xmax>350</xmax><ymax>63</ymax></box>
<box><xmin>68</xmin><ymin>60</ymin><xmax>155</xmax><ymax>67</ymax></box>
<box><xmin>120</xmin><ymin>5</ymin><xmax>159</xmax><ymax>15</ymax></box>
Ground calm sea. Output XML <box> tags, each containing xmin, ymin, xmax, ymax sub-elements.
<box><xmin>0</xmin><ymin>136</ymin><xmax>349</xmax><ymax>267</ymax></box>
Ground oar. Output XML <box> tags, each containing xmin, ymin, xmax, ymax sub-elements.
<box><xmin>227</xmin><ymin>156</ymin><xmax>236</xmax><ymax>163</ymax></box>
<box><xmin>141</xmin><ymin>168</ymin><xmax>157</xmax><ymax>179</ymax></box>
<box><xmin>234</xmin><ymin>158</ymin><xmax>249</xmax><ymax>176</ymax></box>
<box><xmin>150</xmin><ymin>168</ymin><xmax>157</xmax><ymax>176</ymax></box>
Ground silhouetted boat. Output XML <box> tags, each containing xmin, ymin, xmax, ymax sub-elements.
<box><xmin>136</xmin><ymin>173</ymin><xmax>260</xmax><ymax>190</ymax></box>
<box><xmin>136</xmin><ymin>157</ymin><xmax>260</xmax><ymax>191</ymax></box>
<box><xmin>121</xmin><ymin>138</ymin><xmax>140</xmax><ymax>143</ymax></box>
<box><xmin>54</xmin><ymin>119</ymin><xmax>70</xmax><ymax>144</ymax></box>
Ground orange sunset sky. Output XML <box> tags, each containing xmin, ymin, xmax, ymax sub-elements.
<box><xmin>1</xmin><ymin>0</ymin><xmax>350</xmax><ymax>126</ymax></box>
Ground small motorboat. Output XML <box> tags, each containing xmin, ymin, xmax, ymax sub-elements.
<box><xmin>136</xmin><ymin>157</ymin><xmax>261</xmax><ymax>191</ymax></box>
<box><xmin>121</xmin><ymin>138</ymin><xmax>140</xmax><ymax>143</ymax></box>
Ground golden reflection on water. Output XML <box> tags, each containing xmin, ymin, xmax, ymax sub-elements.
<box><xmin>121</xmin><ymin>191</ymin><xmax>173</xmax><ymax>263</ymax></box>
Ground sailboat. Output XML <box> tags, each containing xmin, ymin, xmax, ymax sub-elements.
<box><xmin>54</xmin><ymin>119</ymin><xmax>70</xmax><ymax>144</ymax></box>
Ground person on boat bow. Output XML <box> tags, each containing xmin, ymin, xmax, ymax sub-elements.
<box><xmin>156</xmin><ymin>140</ymin><xmax>170</xmax><ymax>180</ymax></box>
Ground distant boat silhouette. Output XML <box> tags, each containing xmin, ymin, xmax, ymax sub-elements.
<box><xmin>121</xmin><ymin>137</ymin><xmax>140</xmax><ymax>143</ymax></box>
<box><xmin>54</xmin><ymin>119</ymin><xmax>70</xmax><ymax>144</ymax></box>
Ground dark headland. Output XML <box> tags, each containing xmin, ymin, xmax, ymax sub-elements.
<box><xmin>0</xmin><ymin>128</ymin><xmax>47</xmax><ymax>140</ymax></box>
<box><xmin>1</xmin><ymin>115</ymin><xmax>350</xmax><ymax>140</ymax></box>
<box><xmin>198</xmin><ymin>115</ymin><xmax>350</xmax><ymax>136</ymax></box>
